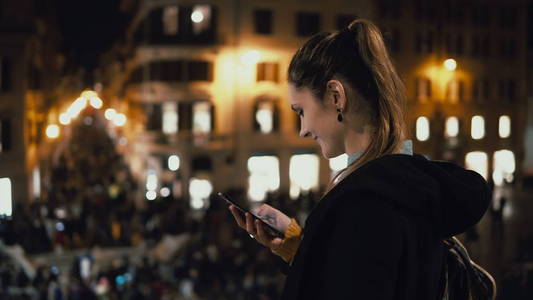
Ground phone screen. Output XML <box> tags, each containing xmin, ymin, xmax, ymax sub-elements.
<box><xmin>218</xmin><ymin>192</ymin><xmax>285</xmax><ymax>239</ymax></box>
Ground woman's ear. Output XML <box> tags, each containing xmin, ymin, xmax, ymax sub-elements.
<box><xmin>326</xmin><ymin>79</ymin><xmax>347</xmax><ymax>110</ymax></box>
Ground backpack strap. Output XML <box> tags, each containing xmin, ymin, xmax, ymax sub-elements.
<box><xmin>442</xmin><ymin>237</ymin><xmax>497</xmax><ymax>300</ymax></box>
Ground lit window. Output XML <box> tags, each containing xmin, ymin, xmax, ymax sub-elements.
<box><xmin>168</xmin><ymin>155</ymin><xmax>180</xmax><ymax>171</ymax></box>
<box><xmin>329</xmin><ymin>154</ymin><xmax>348</xmax><ymax>177</ymax></box>
<box><xmin>465</xmin><ymin>151</ymin><xmax>488</xmax><ymax>180</ymax></box>
<box><xmin>289</xmin><ymin>154</ymin><xmax>319</xmax><ymax>199</ymax></box>
<box><xmin>499</xmin><ymin>115</ymin><xmax>511</xmax><ymax>138</ymax></box>
<box><xmin>0</xmin><ymin>177</ymin><xmax>12</xmax><ymax>217</ymax></box>
<box><xmin>492</xmin><ymin>150</ymin><xmax>515</xmax><ymax>186</ymax></box>
<box><xmin>146</xmin><ymin>170</ymin><xmax>157</xmax><ymax>191</ymax></box>
<box><xmin>163</xmin><ymin>6</ymin><xmax>179</xmax><ymax>35</ymax></box>
<box><xmin>255</xmin><ymin>101</ymin><xmax>274</xmax><ymax>133</ymax></box>
<box><xmin>192</xmin><ymin>5</ymin><xmax>211</xmax><ymax>34</ymax></box>
<box><xmin>445</xmin><ymin>117</ymin><xmax>459</xmax><ymax>137</ymax></box>
<box><xmin>247</xmin><ymin>156</ymin><xmax>280</xmax><ymax>201</ymax></box>
<box><xmin>32</xmin><ymin>167</ymin><xmax>40</xmax><ymax>198</ymax></box>
<box><xmin>416</xmin><ymin>117</ymin><xmax>430</xmax><ymax>141</ymax></box>
<box><xmin>192</xmin><ymin>102</ymin><xmax>212</xmax><ymax>133</ymax></box>
<box><xmin>163</xmin><ymin>102</ymin><xmax>178</xmax><ymax>134</ymax></box>
<box><xmin>471</xmin><ymin>115</ymin><xmax>485</xmax><ymax>139</ymax></box>
<box><xmin>189</xmin><ymin>178</ymin><xmax>213</xmax><ymax>209</ymax></box>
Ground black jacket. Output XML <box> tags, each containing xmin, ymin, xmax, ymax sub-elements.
<box><xmin>281</xmin><ymin>154</ymin><xmax>490</xmax><ymax>300</ymax></box>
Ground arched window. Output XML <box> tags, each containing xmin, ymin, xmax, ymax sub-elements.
<box><xmin>465</xmin><ymin>151</ymin><xmax>488</xmax><ymax>180</ymax></box>
<box><xmin>498</xmin><ymin>115</ymin><xmax>511</xmax><ymax>138</ymax></box>
<box><xmin>471</xmin><ymin>115</ymin><xmax>485</xmax><ymax>140</ymax></box>
<box><xmin>0</xmin><ymin>177</ymin><xmax>12</xmax><ymax>217</ymax></box>
<box><xmin>248</xmin><ymin>155</ymin><xmax>280</xmax><ymax>201</ymax></box>
<box><xmin>163</xmin><ymin>102</ymin><xmax>178</xmax><ymax>134</ymax></box>
<box><xmin>445</xmin><ymin>117</ymin><xmax>459</xmax><ymax>137</ymax></box>
<box><xmin>289</xmin><ymin>153</ymin><xmax>319</xmax><ymax>199</ymax></box>
<box><xmin>253</xmin><ymin>98</ymin><xmax>279</xmax><ymax>133</ymax></box>
<box><xmin>416</xmin><ymin>116</ymin><xmax>430</xmax><ymax>141</ymax></box>
<box><xmin>492</xmin><ymin>150</ymin><xmax>515</xmax><ymax>185</ymax></box>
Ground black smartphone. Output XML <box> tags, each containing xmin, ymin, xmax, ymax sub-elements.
<box><xmin>218</xmin><ymin>192</ymin><xmax>285</xmax><ymax>239</ymax></box>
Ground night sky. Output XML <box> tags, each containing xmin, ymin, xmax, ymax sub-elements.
<box><xmin>55</xmin><ymin>0</ymin><xmax>130</xmax><ymax>72</ymax></box>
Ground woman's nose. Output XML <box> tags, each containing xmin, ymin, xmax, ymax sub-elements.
<box><xmin>299</xmin><ymin>129</ymin><xmax>311</xmax><ymax>138</ymax></box>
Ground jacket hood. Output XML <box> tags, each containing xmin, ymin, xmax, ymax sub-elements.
<box><xmin>342</xmin><ymin>154</ymin><xmax>491</xmax><ymax>238</ymax></box>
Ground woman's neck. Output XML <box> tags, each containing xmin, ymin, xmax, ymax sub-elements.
<box><xmin>344</xmin><ymin>124</ymin><xmax>372</xmax><ymax>156</ymax></box>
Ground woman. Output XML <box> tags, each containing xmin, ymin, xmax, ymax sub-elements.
<box><xmin>229</xmin><ymin>19</ymin><xmax>490</xmax><ymax>299</ymax></box>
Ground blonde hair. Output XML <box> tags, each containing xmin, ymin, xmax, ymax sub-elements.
<box><xmin>287</xmin><ymin>19</ymin><xmax>408</xmax><ymax>193</ymax></box>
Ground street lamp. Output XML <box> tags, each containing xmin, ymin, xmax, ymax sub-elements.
<box><xmin>443</xmin><ymin>58</ymin><xmax>457</xmax><ymax>71</ymax></box>
<box><xmin>191</xmin><ymin>10</ymin><xmax>204</xmax><ymax>23</ymax></box>
<box><xmin>46</xmin><ymin>124</ymin><xmax>60</xmax><ymax>139</ymax></box>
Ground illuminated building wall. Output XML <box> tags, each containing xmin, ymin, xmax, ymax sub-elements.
<box><xmin>99</xmin><ymin>0</ymin><xmax>530</xmax><ymax>205</ymax></box>
<box><xmin>377</xmin><ymin>0</ymin><xmax>528</xmax><ymax>184</ymax></box>
<box><xmin>100</xmin><ymin>0</ymin><xmax>373</xmax><ymax>206</ymax></box>
<box><xmin>0</xmin><ymin>3</ymin><xmax>67</xmax><ymax>205</ymax></box>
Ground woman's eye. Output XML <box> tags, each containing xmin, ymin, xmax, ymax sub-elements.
<box><xmin>297</xmin><ymin>110</ymin><xmax>304</xmax><ymax>117</ymax></box>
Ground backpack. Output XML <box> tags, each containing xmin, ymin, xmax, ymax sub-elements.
<box><xmin>440</xmin><ymin>237</ymin><xmax>497</xmax><ymax>300</ymax></box>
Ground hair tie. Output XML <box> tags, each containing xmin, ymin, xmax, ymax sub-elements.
<box><xmin>340</xmin><ymin>26</ymin><xmax>353</xmax><ymax>36</ymax></box>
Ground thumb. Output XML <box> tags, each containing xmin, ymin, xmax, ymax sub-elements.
<box><xmin>270</xmin><ymin>238</ymin><xmax>283</xmax><ymax>249</ymax></box>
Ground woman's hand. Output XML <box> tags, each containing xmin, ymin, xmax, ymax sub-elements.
<box><xmin>228</xmin><ymin>204</ymin><xmax>291</xmax><ymax>249</ymax></box>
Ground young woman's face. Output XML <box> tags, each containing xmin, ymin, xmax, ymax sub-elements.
<box><xmin>288</xmin><ymin>84</ymin><xmax>345</xmax><ymax>158</ymax></box>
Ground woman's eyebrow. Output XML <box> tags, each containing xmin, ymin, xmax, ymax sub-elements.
<box><xmin>290</xmin><ymin>105</ymin><xmax>299</xmax><ymax>112</ymax></box>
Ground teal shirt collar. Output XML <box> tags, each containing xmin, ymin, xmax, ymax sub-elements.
<box><xmin>347</xmin><ymin>140</ymin><xmax>413</xmax><ymax>165</ymax></box>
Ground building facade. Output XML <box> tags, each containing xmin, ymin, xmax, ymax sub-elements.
<box><xmin>0</xmin><ymin>0</ymin><xmax>67</xmax><ymax>210</ymax></box>
<box><xmin>100</xmin><ymin>0</ymin><xmax>529</xmax><ymax>208</ymax></box>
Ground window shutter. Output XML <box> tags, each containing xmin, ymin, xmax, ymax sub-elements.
<box><xmin>1</xmin><ymin>119</ymin><xmax>11</xmax><ymax>152</ymax></box>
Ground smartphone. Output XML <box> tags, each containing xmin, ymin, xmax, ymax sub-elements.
<box><xmin>218</xmin><ymin>192</ymin><xmax>285</xmax><ymax>239</ymax></box>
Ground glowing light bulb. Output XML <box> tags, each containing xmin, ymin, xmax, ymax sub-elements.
<box><xmin>444</xmin><ymin>58</ymin><xmax>457</xmax><ymax>71</ymax></box>
<box><xmin>105</xmin><ymin>108</ymin><xmax>116</xmax><ymax>120</ymax></box>
<box><xmin>191</xmin><ymin>10</ymin><xmax>204</xmax><ymax>23</ymax></box>
<box><xmin>113</xmin><ymin>113</ymin><xmax>127</xmax><ymax>126</ymax></box>
<box><xmin>90</xmin><ymin>97</ymin><xmax>103</xmax><ymax>109</ymax></box>
<box><xmin>46</xmin><ymin>124</ymin><xmax>60</xmax><ymax>138</ymax></box>
<box><xmin>59</xmin><ymin>113</ymin><xmax>71</xmax><ymax>125</ymax></box>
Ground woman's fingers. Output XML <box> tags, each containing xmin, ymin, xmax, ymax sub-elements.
<box><xmin>245</xmin><ymin>213</ymin><xmax>257</xmax><ymax>236</ymax></box>
<box><xmin>255</xmin><ymin>220</ymin><xmax>282</xmax><ymax>248</ymax></box>
<box><xmin>229</xmin><ymin>205</ymin><xmax>282</xmax><ymax>248</ymax></box>
<box><xmin>228</xmin><ymin>205</ymin><xmax>246</xmax><ymax>228</ymax></box>
<box><xmin>255</xmin><ymin>220</ymin><xmax>269</xmax><ymax>244</ymax></box>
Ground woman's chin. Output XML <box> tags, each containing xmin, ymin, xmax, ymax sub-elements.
<box><xmin>319</xmin><ymin>143</ymin><xmax>344</xmax><ymax>159</ymax></box>
<box><xmin>320</xmin><ymin>146</ymin><xmax>339</xmax><ymax>159</ymax></box>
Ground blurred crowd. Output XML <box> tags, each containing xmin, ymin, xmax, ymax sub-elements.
<box><xmin>0</xmin><ymin>115</ymin><xmax>322</xmax><ymax>299</ymax></box>
<box><xmin>0</xmin><ymin>188</ymin><xmax>319</xmax><ymax>299</ymax></box>
<box><xmin>0</xmin><ymin>115</ymin><xmax>532</xmax><ymax>299</ymax></box>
